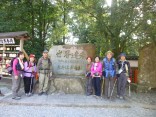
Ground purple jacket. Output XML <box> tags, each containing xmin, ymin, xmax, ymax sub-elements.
<box><xmin>24</xmin><ymin>61</ymin><xmax>37</xmax><ymax>78</ymax></box>
<box><xmin>91</xmin><ymin>62</ymin><xmax>103</xmax><ymax>77</ymax></box>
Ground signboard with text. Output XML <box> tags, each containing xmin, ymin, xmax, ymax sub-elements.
<box><xmin>49</xmin><ymin>44</ymin><xmax>96</xmax><ymax>77</ymax></box>
<box><xmin>0</xmin><ymin>38</ymin><xmax>15</xmax><ymax>44</ymax></box>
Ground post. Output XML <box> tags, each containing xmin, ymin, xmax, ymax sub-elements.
<box><xmin>20</xmin><ymin>39</ymin><xmax>24</xmax><ymax>51</ymax></box>
<box><xmin>2</xmin><ymin>43</ymin><xmax>6</xmax><ymax>69</ymax></box>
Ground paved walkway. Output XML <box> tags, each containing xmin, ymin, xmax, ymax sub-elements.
<box><xmin>0</xmin><ymin>91</ymin><xmax>156</xmax><ymax>117</ymax></box>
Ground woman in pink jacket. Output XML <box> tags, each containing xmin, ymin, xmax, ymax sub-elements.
<box><xmin>91</xmin><ymin>56</ymin><xmax>102</xmax><ymax>97</ymax></box>
<box><xmin>12</xmin><ymin>51</ymin><xmax>24</xmax><ymax>100</ymax></box>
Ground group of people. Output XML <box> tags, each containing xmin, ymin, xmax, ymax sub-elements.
<box><xmin>0</xmin><ymin>49</ymin><xmax>131</xmax><ymax>100</ymax></box>
<box><xmin>10</xmin><ymin>50</ymin><xmax>52</xmax><ymax>100</ymax></box>
<box><xmin>85</xmin><ymin>51</ymin><xmax>131</xmax><ymax>99</ymax></box>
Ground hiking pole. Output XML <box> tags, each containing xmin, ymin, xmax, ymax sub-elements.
<box><xmin>128</xmin><ymin>79</ymin><xmax>131</xmax><ymax>97</ymax></box>
<box><xmin>101</xmin><ymin>76</ymin><xmax>105</xmax><ymax>98</ymax></box>
<box><xmin>129</xmin><ymin>83</ymin><xmax>131</xmax><ymax>97</ymax></box>
<box><xmin>110</xmin><ymin>78</ymin><xmax>117</xmax><ymax>99</ymax></box>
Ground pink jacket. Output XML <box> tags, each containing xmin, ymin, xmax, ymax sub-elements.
<box><xmin>13</xmin><ymin>58</ymin><xmax>24</xmax><ymax>76</ymax></box>
<box><xmin>91</xmin><ymin>62</ymin><xmax>103</xmax><ymax>77</ymax></box>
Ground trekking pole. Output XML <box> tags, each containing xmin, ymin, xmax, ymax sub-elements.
<box><xmin>101</xmin><ymin>76</ymin><xmax>105</xmax><ymax>98</ymax></box>
<box><xmin>110</xmin><ymin>78</ymin><xmax>117</xmax><ymax>99</ymax></box>
<box><xmin>127</xmin><ymin>79</ymin><xmax>131</xmax><ymax>97</ymax></box>
<box><xmin>128</xmin><ymin>82</ymin><xmax>131</xmax><ymax>97</ymax></box>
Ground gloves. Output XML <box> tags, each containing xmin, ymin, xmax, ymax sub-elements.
<box><xmin>29</xmin><ymin>63</ymin><xmax>33</xmax><ymax>67</ymax></box>
<box><xmin>127</xmin><ymin>78</ymin><xmax>131</xmax><ymax>83</ymax></box>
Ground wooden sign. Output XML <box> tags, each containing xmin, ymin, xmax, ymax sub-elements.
<box><xmin>0</xmin><ymin>38</ymin><xmax>15</xmax><ymax>44</ymax></box>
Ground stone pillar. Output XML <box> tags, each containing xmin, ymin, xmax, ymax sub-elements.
<box><xmin>137</xmin><ymin>43</ymin><xmax>156</xmax><ymax>92</ymax></box>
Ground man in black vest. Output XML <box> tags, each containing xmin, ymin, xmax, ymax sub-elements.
<box><xmin>117</xmin><ymin>53</ymin><xmax>131</xmax><ymax>99</ymax></box>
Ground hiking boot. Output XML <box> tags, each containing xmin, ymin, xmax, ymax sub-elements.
<box><xmin>0</xmin><ymin>93</ymin><xmax>4</xmax><ymax>96</ymax></box>
<box><xmin>86</xmin><ymin>93</ymin><xmax>92</xmax><ymax>96</ymax></box>
<box><xmin>43</xmin><ymin>92</ymin><xmax>48</xmax><ymax>95</ymax></box>
<box><xmin>12</xmin><ymin>96</ymin><xmax>21</xmax><ymax>100</ymax></box>
<box><xmin>38</xmin><ymin>92</ymin><xmax>43</xmax><ymax>96</ymax></box>
<box><xmin>116</xmin><ymin>95</ymin><xmax>120</xmax><ymax>98</ymax></box>
<box><xmin>95</xmin><ymin>96</ymin><xmax>101</xmax><ymax>99</ymax></box>
<box><xmin>28</xmin><ymin>93</ymin><xmax>32</xmax><ymax>97</ymax></box>
<box><xmin>25</xmin><ymin>93</ymin><xmax>29</xmax><ymax>97</ymax></box>
<box><xmin>119</xmin><ymin>96</ymin><xmax>124</xmax><ymax>100</ymax></box>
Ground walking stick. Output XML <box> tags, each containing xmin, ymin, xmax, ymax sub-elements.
<box><xmin>110</xmin><ymin>78</ymin><xmax>117</xmax><ymax>99</ymax></box>
<box><xmin>127</xmin><ymin>78</ymin><xmax>131</xmax><ymax>97</ymax></box>
<box><xmin>129</xmin><ymin>82</ymin><xmax>131</xmax><ymax>97</ymax></box>
<box><xmin>101</xmin><ymin>76</ymin><xmax>105</xmax><ymax>97</ymax></box>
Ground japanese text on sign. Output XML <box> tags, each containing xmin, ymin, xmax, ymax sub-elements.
<box><xmin>0</xmin><ymin>38</ymin><xmax>15</xmax><ymax>44</ymax></box>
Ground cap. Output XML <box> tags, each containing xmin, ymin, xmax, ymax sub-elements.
<box><xmin>120</xmin><ymin>53</ymin><xmax>126</xmax><ymax>57</ymax></box>
<box><xmin>43</xmin><ymin>50</ymin><xmax>48</xmax><ymax>53</ymax></box>
<box><xmin>29</xmin><ymin>54</ymin><xmax>35</xmax><ymax>58</ymax></box>
<box><xmin>105</xmin><ymin>50</ymin><xmax>114</xmax><ymax>56</ymax></box>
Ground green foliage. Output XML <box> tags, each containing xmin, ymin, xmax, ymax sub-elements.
<box><xmin>0</xmin><ymin>0</ymin><xmax>155</xmax><ymax>59</ymax></box>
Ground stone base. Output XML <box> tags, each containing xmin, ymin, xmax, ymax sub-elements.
<box><xmin>34</xmin><ymin>77</ymin><xmax>87</xmax><ymax>94</ymax></box>
<box><xmin>131</xmin><ymin>83</ymin><xmax>150</xmax><ymax>93</ymax></box>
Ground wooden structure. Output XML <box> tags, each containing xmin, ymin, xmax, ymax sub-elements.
<box><xmin>0</xmin><ymin>31</ymin><xmax>30</xmax><ymax>75</ymax></box>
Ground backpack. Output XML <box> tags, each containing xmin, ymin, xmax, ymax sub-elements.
<box><xmin>7</xmin><ymin>57</ymin><xmax>23</xmax><ymax>74</ymax></box>
<box><xmin>6</xmin><ymin>57</ymin><xmax>16</xmax><ymax>74</ymax></box>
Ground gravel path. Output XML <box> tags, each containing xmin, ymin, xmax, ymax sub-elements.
<box><xmin>0</xmin><ymin>83</ymin><xmax>156</xmax><ymax>117</ymax></box>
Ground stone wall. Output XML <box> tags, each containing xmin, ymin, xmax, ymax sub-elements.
<box><xmin>138</xmin><ymin>43</ymin><xmax>156</xmax><ymax>92</ymax></box>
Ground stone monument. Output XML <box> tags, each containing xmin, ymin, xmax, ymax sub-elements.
<box><xmin>137</xmin><ymin>43</ymin><xmax>156</xmax><ymax>92</ymax></box>
<box><xmin>48</xmin><ymin>44</ymin><xmax>96</xmax><ymax>94</ymax></box>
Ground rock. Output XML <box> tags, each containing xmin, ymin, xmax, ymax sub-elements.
<box><xmin>49</xmin><ymin>44</ymin><xmax>96</xmax><ymax>76</ymax></box>
<box><xmin>138</xmin><ymin>43</ymin><xmax>156</xmax><ymax>92</ymax></box>
<box><xmin>51</xmin><ymin>77</ymin><xmax>86</xmax><ymax>94</ymax></box>
<box><xmin>46</xmin><ymin>44</ymin><xmax>96</xmax><ymax>94</ymax></box>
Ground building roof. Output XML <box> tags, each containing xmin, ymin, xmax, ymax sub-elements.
<box><xmin>0</xmin><ymin>31</ymin><xmax>30</xmax><ymax>40</ymax></box>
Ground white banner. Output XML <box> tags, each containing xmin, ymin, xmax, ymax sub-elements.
<box><xmin>0</xmin><ymin>38</ymin><xmax>15</xmax><ymax>44</ymax></box>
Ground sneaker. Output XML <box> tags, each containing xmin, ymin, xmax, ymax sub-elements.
<box><xmin>28</xmin><ymin>93</ymin><xmax>32</xmax><ymax>97</ymax></box>
<box><xmin>86</xmin><ymin>93</ymin><xmax>92</xmax><ymax>96</ymax></box>
<box><xmin>38</xmin><ymin>92</ymin><xmax>43</xmax><ymax>96</ymax></box>
<box><xmin>0</xmin><ymin>93</ymin><xmax>4</xmax><ymax>96</ymax></box>
<box><xmin>107</xmin><ymin>96</ymin><xmax>110</xmax><ymax>99</ymax></box>
<box><xmin>25</xmin><ymin>93</ymin><xmax>29</xmax><ymax>96</ymax></box>
<box><xmin>119</xmin><ymin>96</ymin><xmax>124</xmax><ymax>99</ymax></box>
<box><xmin>116</xmin><ymin>95</ymin><xmax>120</xmax><ymax>98</ymax></box>
<box><xmin>95</xmin><ymin>96</ymin><xmax>101</xmax><ymax>99</ymax></box>
<box><xmin>43</xmin><ymin>92</ymin><xmax>48</xmax><ymax>95</ymax></box>
<box><xmin>12</xmin><ymin>96</ymin><xmax>21</xmax><ymax>100</ymax></box>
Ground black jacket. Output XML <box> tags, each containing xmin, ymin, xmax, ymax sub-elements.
<box><xmin>117</xmin><ymin>60</ymin><xmax>132</xmax><ymax>77</ymax></box>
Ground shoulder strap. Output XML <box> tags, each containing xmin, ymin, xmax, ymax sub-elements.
<box><xmin>112</xmin><ymin>58</ymin><xmax>115</xmax><ymax>63</ymax></box>
<box><xmin>27</xmin><ymin>61</ymin><xmax>29</xmax><ymax>67</ymax></box>
<box><xmin>103</xmin><ymin>58</ymin><xmax>107</xmax><ymax>62</ymax></box>
<box><xmin>48</xmin><ymin>58</ymin><xmax>51</xmax><ymax>64</ymax></box>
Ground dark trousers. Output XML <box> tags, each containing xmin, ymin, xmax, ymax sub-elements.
<box><xmin>117</xmin><ymin>73</ymin><xmax>127</xmax><ymax>97</ymax></box>
<box><xmin>105</xmin><ymin>77</ymin><xmax>115</xmax><ymax>97</ymax></box>
<box><xmin>86</xmin><ymin>77</ymin><xmax>93</xmax><ymax>95</ymax></box>
<box><xmin>93</xmin><ymin>77</ymin><xmax>101</xmax><ymax>96</ymax></box>
<box><xmin>23</xmin><ymin>77</ymin><xmax>34</xmax><ymax>93</ymax></box>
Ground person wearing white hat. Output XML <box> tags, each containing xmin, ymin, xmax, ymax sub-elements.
<box><xmin>103</xmin><ymin>51</ymin><xmax>116</xmax><ymax>99</ymax></box>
